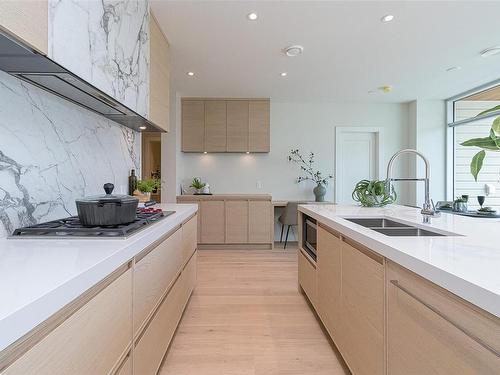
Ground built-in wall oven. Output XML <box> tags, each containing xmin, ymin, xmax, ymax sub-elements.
<box><xmin>302</xmin><ymin>215</ymin><xmax>317</xmax><ymax>261</ymax></box>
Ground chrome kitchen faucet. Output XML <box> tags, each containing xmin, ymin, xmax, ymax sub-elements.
<box><xmin>385</xmin><ymin>149</ymin><xmax>440</xmax><ymax>224</ymax></box>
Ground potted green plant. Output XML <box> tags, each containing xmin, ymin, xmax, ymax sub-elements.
<box><xmin>288</xmin><ymin>149</ymin><xmax>333</xmax><ymax>202</ymax></box>
<box><xmin>190</xmin><ymin>177</ymin><xmax>206</xmax><ymax>194</ymax></box>
<box><xmin>453</xmin><ymin>196</ymin><xmax>468</xmax><ymax>212</ymax></box>
<box><xmin>135</xmin><ymin>178</ymin><xmax>161</xmax><ymax>202</ymax></box>
<box><xmin>352</xmin><ymin>179</ymin><xmax>396</xmax><ymax>207</ymax></box>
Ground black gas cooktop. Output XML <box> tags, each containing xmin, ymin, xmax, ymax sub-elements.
<box><xmin>11</xmin><ymin>209</ymin><xmax>175</xmax><ymax>238</ymax></box>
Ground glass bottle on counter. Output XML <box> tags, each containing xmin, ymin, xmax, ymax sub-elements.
<box><xmin>128</xmin><ymin>169</ymin><xmax>137</xmax><ymax>196</ymax></box>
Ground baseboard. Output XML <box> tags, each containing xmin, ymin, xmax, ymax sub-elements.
<box><xmin>197</xmin><ymin>243</ymin><xmax>273</xmax><ymax>250</ymax></box>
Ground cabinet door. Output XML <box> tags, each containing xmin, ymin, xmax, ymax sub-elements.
<box><xmin>205</xmin><ymin>100</ymin><xmax>227</xmax><ymax>152</ymax></box>
<box><xmin>182</xmin><ymin>215</ymin><xmax>198</xmax><ymax>263</ymax></box>
<box><xmin>200</xmin><ymin>200</ymin><xmax>225</xmax><ymax>243</ymax></box>
<box><xmin>316</xmin><ymin>225</ymin><xmax>342</xmax><ymax>339</ymax></box>
<box><xmin>298</xmin><ymin>249</ymin><xmax>317</xmax><ymax>306</ymax></box>
<box><xmin>227</xmin><ymin>100</ymin><xmax>249</xmax><ymax>152</ymax></box>
<box><xmin>248</xmin><ymin>201</ymin><xmax>271</xmax><ymax>243</ymax></box>
<box><xmin>387</xmin><ymin>261</ymin><xmax>500</xmax><ymax>375</ymax></box>
<box><xmin>0</xmin><ymin>1</ymin><xmax>48</xmax><ymax>55</ymax></box>
<box><xmin>248</xmin><ymin>100</ymin><xmax>270</xmax><ymax>152</ymax></box>
<box><xmin>3</xmin><ymin>268</ymin><xmax>132</xmax><ymax>375</ymax></box>
<box><xmin>339</xmin><ymin>239</ymin><xmax>385</xmax><ymax>375</ymax></box>
<box><xmin>115</xmin><ymin>351</ymin><xmax>132</xmax><ymax>375</ymax></box>
<box><xmin>149</xmin><ymin>13</ymin><xmax>170</xmax><ymax>131</ymax></box>
<box><xmin>225</xmin><ymin>201</ymin><xmax>248</xmax><ymax>243</ymax></box>
<box><xmin>134</xmin><ymin>228</ymin><xmax>182</xmax><ymax>335</ymax></box>
<box><xmin>182</xmin><ymin>100</ymin><xmax>205</xmax><ymax>152</ymax></box>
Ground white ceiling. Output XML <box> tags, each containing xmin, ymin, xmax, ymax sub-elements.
<box><xmin>151</xmin><ymin>1</ymin><xmax>500</xmax><ymax>103</ymax></box>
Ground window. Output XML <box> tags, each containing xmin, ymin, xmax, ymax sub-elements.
<box><xmin>448</xmin><ymin>82</ymin><xmax>500</xmax><ymax>209</ymax></box>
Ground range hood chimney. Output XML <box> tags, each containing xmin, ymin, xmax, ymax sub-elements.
<box><xmin>0</xmin><ymin>30</ymin><xmax>164</xmax><ymax>132</ymax></box>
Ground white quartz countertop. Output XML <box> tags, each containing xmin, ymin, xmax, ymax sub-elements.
<box><xmin>298</xmin><ymin>204</ymin><xmax>500</xmax><ymax>318</ymax></box>
<box><xmin>0</xmin><ymin>203</ymin><xmax>197</xmax><ymax>352</ymax></box>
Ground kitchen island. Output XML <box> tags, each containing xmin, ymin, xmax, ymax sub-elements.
<box><xmin>297</xmin><ymin>204</ymin><xmax>500</xmax><ymax>374</ymax></box>
<box><xmin>0</xmin><ymin>203</ymin><xmax>198</xmax><ymax>374</ymax></box>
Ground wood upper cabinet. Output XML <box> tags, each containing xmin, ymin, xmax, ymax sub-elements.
<box><xmin>227</xmin><ymin>100</ymin><xmax>249</xmax><ymax>152</ymax></box>
<box><xmin>225</xmin><ymin>201</ymin><xmax>248</xmax><ymax>243</ymax></box>
<box><xmin>0</xmin><ymin>0</ymin><xmax>48</xmax><ymax>55</ymax></box>
<box><xmin>182</xmin><ymin>100</ymin><xmax>205</xmax><ymax>152</ymax></box>
<box><xmin>3</xmin><ymin>267</ymin><xmax>133</xmax><ymax>375</ymax></box>
<box><xmin>181</xmin><ymin>99</ymin><xmax>269</xmax><ymax>153</ymax></box>
<box><xmin>149</xmin><ymin>13</ymin><xmax>170</xmax><ymax>132</ymax></box>
<box><xmin>249</xmin><ymin>100</ymin><xmax>270</xmax><ymax>152</ymax></box>
<box><xmin>205</xmin><ymin>100</ymin><xmax>227</xmax><ymax>152</ymax></box>
<box><xmin>200</xmin><ymin>200</ymin><xmax>225</xmax><ymax>243</ymax></box>
<box><xmin>316</xmin><ymin>225</ymin><xmax>342</xmax><ymax>339</ymax></box>
<box><xmin>248</xmin><ymin>201</ymin><xmax>271</xmax><ymax>243</ymax></box>
<box><xmin>387</xmin><ymin>261</ymin><xmax>500</xmax><ymax>375</ymax></box>
<box><xmin>339</xmin><ymin>239</ymin><xmax>385</xmax><ymax>375</ymax></box>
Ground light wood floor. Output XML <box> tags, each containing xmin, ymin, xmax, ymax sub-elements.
<box><xmin>159</xmin><ymin>246</ymin><xmax>349</xmax><ymax>375</ymax></box>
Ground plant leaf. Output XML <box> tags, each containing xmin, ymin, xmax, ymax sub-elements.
<box><xmin>476</xmin><ymin>105</ymin><xmax>500</xmax><ymax>117</ymax></box>
<box><xmin>470</xmin><ymin>150</ymin><xmax>486</xmax><ymax>182</ymax></box>
<box><xmin>460</xmin><ymin>137</ymin><xmax>499</xmax><ymax>150</ymax></box>
<box><xmin>492</xmin><ymin>116</ymin><xmax>500</xmax><ymax>137</ymax></box>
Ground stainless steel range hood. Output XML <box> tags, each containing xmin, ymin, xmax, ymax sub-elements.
<box><xmin>0</xmin><ymin>30</ymin><xmax>164</xmax><ymax>132</ymax></box>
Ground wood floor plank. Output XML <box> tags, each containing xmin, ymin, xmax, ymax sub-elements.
<box><xmin>159</xmin><ymin>248</ymin><xmax>349</xmax><ymax>375</ymax></box>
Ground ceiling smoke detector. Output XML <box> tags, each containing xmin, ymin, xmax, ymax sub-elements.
<box><xmin>284</xmin><ymin>45</ymin><xmax>304</xmax><ymax>57</ymax></box>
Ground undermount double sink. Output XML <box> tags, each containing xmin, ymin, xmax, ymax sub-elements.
<box><xmin>344</xmin><ymin>218</ymin><xmax>448</xmax><ymax>237</ymax></box>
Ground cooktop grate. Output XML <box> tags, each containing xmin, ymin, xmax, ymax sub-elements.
<box><xmin>11</xmin><ymin>209</ymin><xmax>175</xmax><ymax>238</ymax></box>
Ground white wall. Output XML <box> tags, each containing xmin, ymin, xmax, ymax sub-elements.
<box><xmin>172</xmin><ymin>100</ymin><xmax>410</xmax><ymax>203</ymax></box>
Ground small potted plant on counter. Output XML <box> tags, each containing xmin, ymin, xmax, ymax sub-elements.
<box><xmin>190</xmin><ymin>177</ymin><xmax>208</xmax><ymax>194</ymax></box>
<box><xmin>134</xmin><ymin>178</ymin><xmax>161</xmax><ymax>203</ymax></box>
<box><xmin>352</xmin><ymin>179</ymin><xmax>397</xmax><ymax>207</ymax></box>
<box><xmin>288</xmin><ymin>149</ymin><xmax>333</xmax><ymax>202</ymax></box>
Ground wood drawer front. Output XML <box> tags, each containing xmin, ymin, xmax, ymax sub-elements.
<box><xmin>339</xmin><ymin>241</ymin><xmax>385</xmax><ymax>375</ymax></box>
<box><xmin>3</xmin><ymin>268</ymin><xmax>133</xmax><ymax>375</ymax></box>
<box><xmin>225</xmin><ymin>201</ymin><xmax>249</xmax><ymax>243</ymax></box>
<box><xmin>115</xmin><ymin>351</ymin><xmax>132</xmax><ymax>375</ymax></box>
<box><xmin>134</xmin><ymin>268</ymin><xmax>187</xmax><ymax>375</ymax></box>
<box><xmin>387</xmin><ymin>261</ymin><xmax>500</xmax><ymax>375</ymax></box>
<box><xmin>134</xmin><ymin>228</ymin><xmax>183</xmax><ymax>335</ymax></box>
<box><xmin>182</xmin><ymin>251</ymin><xmax>197</xmax><ymax>303</ymax></box>
<box><xmin>298</xmin><ymin>249</ymin><xmax>317</xmax><ymax>306</ymax></box>
<box><xmin>248</xmin><ymin>201</ymin><xmax>271</xmax><ymax>243</ymax></box>
<box><xmin>182</xmin><ymin>215</ymin><xmax>198</xmax><ymax>263</ymax></box>
<box><xmin>200</xmin><ymin>200</ymin><xmax>225</xmax><ymax>243</ymax></box>
<box><xmin>316</xmin><ymin>226</ymin><xmax>342</xmax><ymax>339</ymax></box>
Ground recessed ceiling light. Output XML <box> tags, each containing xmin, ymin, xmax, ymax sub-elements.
<box><xmin>187</xmin><ymin>71</ymin><xmax>195</xmax><ymax>76</ymax></box>
<box><xmin>379</xmin><ymin>85</ymin><xmax>393</xmax><ymax>93</ymax></box>
<box><xmin>280</xmin><ymin>72</ymin><xmax>288</xmax><ymax>77</ymax></box>
<box><xmin>247</xmin><ymin>12</ymin><xmax>258</xmax><ymax>21</ymax></box>
<box><xmin>480</xmin><ymin>46</ymin><xmax>500</xmax><ymax>58</ymax></box>
<box><xmin>446</xmin><ymin>66</ymin><xmax>462</xmax><ymax>72</ymax></box>
<box><xmin>381</xmin><ymin>14</ymin><xmax>394</xmax><ymax>22</ymax></box>
<box><xmin>284</xmin><ymin>45</ymin><xmax>304</xmax><ymax>57</ymax></box>
<box><xmin>139</xmin><ymin>126</ymin><xmax>147</xmax><ymax>130</ymax></box>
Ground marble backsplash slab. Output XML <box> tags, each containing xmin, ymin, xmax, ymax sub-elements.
<box><xmin>0</xmin><ymin>70</ymin><xmax>140</xmax><ymax>238</ymax></box>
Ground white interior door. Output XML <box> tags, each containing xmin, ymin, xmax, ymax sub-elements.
<box><xmin>335</xmin><ymin>127</ymin><xmax>382</xmax><ymax>204</ymax></box>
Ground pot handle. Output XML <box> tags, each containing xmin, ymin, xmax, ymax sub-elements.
<box><xmin>97</xmin><ymin>198</ymin><xmax>122</xmax><ymax>207</ymax></box>
<box><xmin>103</xmin><ymin>183</ymin><xmax>114</xmax><ymax>195</ymax></box>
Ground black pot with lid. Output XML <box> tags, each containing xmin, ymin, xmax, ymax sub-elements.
<box><xmin>76</xmin><ymin>183</ymin><xmax>139</xmax><ymax>227</ymax></box>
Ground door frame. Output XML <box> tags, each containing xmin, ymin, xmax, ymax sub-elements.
<box><xmin>334</xmin><ymin>127</ymin><xmax>384</xmax><ymax>204</ymax></box>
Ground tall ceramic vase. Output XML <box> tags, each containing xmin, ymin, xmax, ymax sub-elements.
<box><xmin>313</xmin><ymin>183</ymin><xmax>326</xmax><ymax>202</ymax></box>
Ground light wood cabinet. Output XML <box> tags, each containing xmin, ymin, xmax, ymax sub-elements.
<box><xmin>248</xmin><ymin>200</ymin><xmax>272</xmax><ymax>243</ymax></box>
<box><xmin>205</xmin><ymin>100</ymin><xmax>227</xmax><ymax>152</ymax></box>
<box><xmin>200</xmin><ymin>200</ymin><xmax>225</xmax><ymax>243</ymax></box>
<box><xmin>298</xmin><ymin>249</ymin><xmax>317</xmax><ymax>307</ymax></box>
<box><xmin>387</xmin><ymin>261</ymin><xmax>500</xmax><ymax>375</ymax></box>
<box><xmin>225</xmin><ymin>201</ymin><xmax>249</xmax><ymax>243</ymax></box>
<box><xmin>115</xmin><ymin>351</ymin><xmax>132</xmax><ymax>375</ymax></box>
<box><xmin>149</xmin><ymin>13</ymin><xmax>170</xmax><ymax>132</ymax></box>
<box><xmin>316</xmin><ymin>225</ymin><xmax>342</xmax><ymax>340</ymax></box>
<box><xmin>133</xmin><ymin>228</ymin><xmax>182</xmax><ymax>335</ymax></box>
<box><xmin>0</xmin><ymin>0</ymin><xmax>48</xmax><ymax>55</ymax></box>
<box><xmin>227</xmin><ymin>100</ymin><xmax>249</xmax><ymax>152</ymax></box>
<box><xmin>182</xmin><ymin>100</ymin><xmax>205</xmax><ymax>152</ymax></box>
<box><xmin>339</xmin><ymin>239</ymin><xmax>385</xmax><ymax>375</ymax></box>
<box><xmin>3</xmin><ymin>267</ymin><xmax>133</xmax><ymax>375</ymax></box>
<box><xmin>181</xmin><ymin>99</ymin><xmax>269</xmax><ymax>153</ymax></box>
<box><xmin>182</xmin><ymin>215</ymin><xmax>198</xmax><ymax>262</ymax></box>
<box><xmin>249</xmin><ymin>100</ymin><xmax>270</xmax><ymax>152</ymax></box>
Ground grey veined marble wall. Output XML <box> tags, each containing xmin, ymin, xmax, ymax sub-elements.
<box><xmin>49</xmin><ymin>0</ymin><xmax>150</xmax><ymax>117</ymax></box>
<box><xmin>0</xmin><ymin>70</ymin><xmax>140</xmax><ymax>238</ymax></box>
